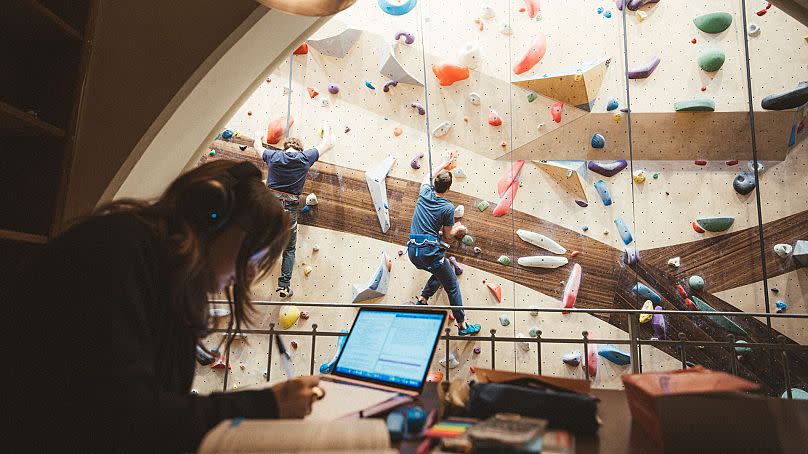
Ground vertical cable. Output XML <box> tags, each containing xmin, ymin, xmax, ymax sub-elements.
<box><xmin>506</xmin><ymin>1</ymin><xmax>517</xmax><ymax>371</ymax></box>
<box><xmin>417</xmin><ymin>1</ymin><xmax>434</xmax><ymax>183</ymax></box>
<box><xmin>738</xmin><ymin>0</ymin><xmax>772</xmax><ymax>336</ymax></box>
<box><xmin>285</xmin><ymin>54</ymin><xmax>294</xmax><ymax>140</ymax></box>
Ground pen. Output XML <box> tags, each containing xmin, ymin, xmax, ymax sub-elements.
<box><xmin>275</xmin><ymin>335</ymin><xmax>325</xmax><ymax>400</ymax></box>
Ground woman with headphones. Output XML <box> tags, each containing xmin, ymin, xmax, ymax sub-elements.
<box><xmin>9</xmin><ymin>160</ymin><xmax>321</xmax><ymax>452</ymax></box>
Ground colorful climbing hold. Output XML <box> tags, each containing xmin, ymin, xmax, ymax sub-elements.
<box><xmin>393</xmin><ymin>126</ymin><xmax>403</xmax><ymax>137</ymax></box>
<box><xmin>598</xmin><ymin>345</ymin><xmax>630</xmax><ymax>366</ymax></box>
<box><xmin>513</xmin><ymin>33</ymin><xmax>548</xmax><ymax>75</ymax></box>
<box><xmin>676</xmin><ymin>284</ymin><xmax>688</xmax><ymax>299</ymax></box>
<box><xmin>636</xmin><ymin>10</ymin><xmax>648</xmax><ymax>21</ymax></box>
<box><xmin>634</xmin><ymin>282</ymin><xmax>662</xmax><ymax>304</ymax></box>
<box><xmin>698</xmin><ymin>48</ymin><xmax>726</xmax><ymax>72</ymax></box>
<box><xmin>632</xmin><ymin>169</ymin><xmax>646</xmax><ymax>184</ymax></box>
<box><xmin>761</xmin><ymin>81</ymin><xmax>808</xmax><ymax>110</ymax></box>
<box><xmin>550</xmin><ymin>101</ymin><xmax>564</xmax><ymax>123</ymax></box>
<box><xmin>377</xmin><ymin>0</ymin><xmax>418</xmax><ymax>16</ymax></box>
<box><xmin>668</xmin><ymin>257</ymin><xmax>681</xmax><ymax>268</ymax></box>
<box><xmin>690</xmin><ymin>296</ymin><xmax>748</xmax><ymax>336</ymax></box>
<box><xmin>307</xmin><ymin>87</ymin><xmax>319</xmax><ymax>98</ymax></box>
<box><xmin>639</xmin><ymin>300</ymin><xmax>654</xmax><ymax>324</ymax></box>
<box><xmin>527</xmin><ymin>92</ymin><xmax>538</xmax><ymax>102</ymax></box>
<box><xmin>394</xmin><ymin>31</ymin><xmax>415</xmax><ymax>45</ymax></box>
<box><xmin>303</xmin><ymin>265</ymin><xmax>313</xmax><ymax>276</ymax></box>
<box><xmin>448</xmin><ymin>256</ymin><xmax>464</xmax><ymax>275</ymax></box>
<box><xmin>695</xmin><ymin>216</ymin><xmax>735</xmax><ymax>232</ymax></box>
<box><xmin>488</xmin><ymin>109</ymin><xmax>503</xmax><ymax>126</ymax></box>
<box><xmin>410</xmin><ymin>152</ymin><xmax>424</xmax><ymax>169</ymax></box>
<box><xmin>594</xmin><ymin>180</ymin><xmax>613</xmax><ymax>206</ymax></box>
<box><xmin>499</xmin><ymin>313</ymin><xmax>511</xmax><ymax>326</ymax></box>
<box><xmin>606</xmin><ymin>98</ymin><xmax>619</xmax><ymax>111</ymax></box>
<box><xmin>591</xmin><ymin>133</ymin><xmax>606</xmax><ymax>149</ymax></box>
<box><xmin>364</xmin><ymin>80</ymin><xmax>376</xmax><ymax>90</ymax></box>
<box><xmin>462</xmin><ymin>235</ymin><xmax>475</xmax><ymax>246</ymax></box>
<box><xmin>582</xmin><ymin>226</ymin><xmax>589</xmax><ymax>232</ymax></box>
<box><xmin>575</xmin><ymin>200</ymin><xmax>588</xmax><ymax>208</ymax></box>
<box><xmin>627</xmin><ymin>0</ymin><xmax>659</xmax><ymax>11</ymax></box>
<box><xmin>694</xmin><ymin>159</ymin><xmax>708</xmax><ymax>166</ymax></box>
<box><xmin>474</xmin><ymin>246</ymin><xmax>482</xmax><ymax>254</ymax></box>
<box><xmin>523</xmin><ymin>0</ymin><xmax>541</xmax><ymax>18</ymax></box>
<box><xmin>588</xmin><ymin>160</ymin><xmax>627</xmax><ymax>177</ymax></box>
<box><xmin>432</xmin><ymin>121</ymin><xmax>452</xmax><ymax>137</ymax></box>
<box><xmin>279</xmin><ymin>305</ymin><xmax>300</xmax><ymax>329</ymax></box>
<box><xmin>497</xmin><ymin>255</ymin><xmax>511</xmax><ymax>266</ymax></box>
<box><xmin>776</xmin><ymin>300</ymin><xmax>788</xmax><ymax>313</ymax></box>
<box><xmin>473</xmin><ymin>345</ymin><xmax>482</xmax><ymax>354</ymax></box>
<box><xmin>477</xmin><ymin>200</ymin><xmax>490</xmax><ymax>211</ymax></box>
<box><xmin>684</xmin><ymin>298</ymin><xmax>696</xmax><ymax>310</ymax></box>
<box><xmin>604</xmin><ymin>11</ymin><xmax>612</xmax><ymax>18</ymax></box>
<box><xmin>486</xmin><ymin>282</ymin><xmax>503</xmax><ymax>302</ymax></box>
<box><xmin>383</xmin><ymin>80</ymin><xmax>398</xmax><ymax>92</ymax></box>
<box><xmin>208</xmin><ymin>149</ymin><xmax>216</xmax><ymax>157</ymax></box>
<box><xmin>221</xmin><ymin>129</ymin><xmax>234</xmax><ymax>140</ymax></box>
<box><xmin>688</xmin><ymin>275</ymin><xmax>705</xmax><ymax>291</ymax></box>
<box><xmin>693</xmin><ymin>12</ymin><xmax>733</xmax><ymax>34</ymax></box>
<box><xmin>432</xmin><ymin>62</ymin><xmax>470</xmax><ymax>86</ymax></box>
<box><xmin>651</xmin><ymin>307</ymin><xmax>667</xmax><ymax>339</ymax></box>
<box><xmin>266</xmin><ymin>115</ymin><xmax>294</xmax><ymax>145</ymax></box>
<box><xmin>733</xmin><ymin>172</ymin><xmax>756</xmax><ymax>195</ymax></box>
<box><xmin>774</xmin><ymin>243</ymin><xmax>793</xmax><ymax>257</ymax></box>
<box><xmin>305</xmin><ymin>193</ymin><xmax>318</xmax><ymax>206</ymax></box>
<box><xmin>562</xmin><ymin>264</ymin><xmax>582</xmax><ymax>314</ymax></box>
<box><xmin>614</xmin><ymin>217</ymin><xmax>634</xmax><ymax>245</ymax></box>
<box><xmin>675</xmin><ymin>98</ymin><xmax>716</xmax><ymax>112</ymax></box>
<box><xmin>293</xmin><ymin>43</ymin><xmax>308</xmax><ymax>55</ymax></box>
<box><xmin>563</xmin><ymin>351</ymin><xmax>581</xmax><ymax>367</ymax></box>
<box><xmin>628</xmin><ymin>56</ymin><xmax>661</xmax><ymax>79</ymax></box>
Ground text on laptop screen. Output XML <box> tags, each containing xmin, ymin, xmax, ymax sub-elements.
<box><xmin>334</xmin><ymin>310</ymin><xmax>444</xmax><ymax>388</ymax></box>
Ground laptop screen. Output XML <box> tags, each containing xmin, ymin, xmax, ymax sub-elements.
<box><xmin>333</xmin><ymin>308</ymin><xmax>446</xmax><ymax>392</ymax></box>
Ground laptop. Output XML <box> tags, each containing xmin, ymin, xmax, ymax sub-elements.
<box><xmin>321</xmin><ymin>307</ymin><xmax>447</xmax><ymax>397</ymax></box>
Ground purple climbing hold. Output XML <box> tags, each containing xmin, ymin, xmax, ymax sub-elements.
<box><xmin>627</xmin><ymin>0</ymin><xmax>660</xmax><ymax>11</ymax></box>
<box><xmin>328</xmin><ymin>84</ymin><xmax>340</xmax><ymax>94</ymax></box>
<box><xmin>411</xmin><ymin>152</ymin><xmax>424</xmax><ymax>169</ymax></box>
<box><xmin>411</xmin><ymin>102</ymin><xmax>426</xmax><ymax>115</ymax></box>
<box><xmin>575</xmin><ymin>200</ymin><xmax>588</xmax><ymax>208</ymax></box>
<box><xmin>616</xmin><ymin>0</ymin><xmax>623</xmax><ymax>11</ymax></box>
<box><xmin>394</xmin><ymin>31</ymin><xmax>415</xmax><ymax>45</ymax></box>
<box><xmin>628</xmin><ymin>56</ymin><xmax>661</xmax><ymax>79</ymax></box>
<box><xmin>383</xmin><ymin>80</ymin><xmax>399</xmax><ymax>92</ymax></box>
<box><xmin>449</xmin><ymin>256</ymin><xmax>464</xmax><ymax>275</ymax></box>
<box><xmin>651</xmin><ymin>306</ymin><xmax>667</xmax><ymax>339</ymax></box>
<box><xmin>473</xmin><ymin>346</ymin><xmax>481</xmax><ymax>354</ymax></box>
<box><xmin>588</xmin><ymin>160</ymin><xmax>628</xmax><ymax>177</ymax></box>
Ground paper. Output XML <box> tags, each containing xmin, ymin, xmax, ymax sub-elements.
<box><xmin>308</xmin><ymin>380</ymin><xmax>400</xmax><ymax>421</ymax></box>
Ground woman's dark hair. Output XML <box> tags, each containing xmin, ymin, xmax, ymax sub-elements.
<box><xmin>93</xmin><ymin>160</ymin><xmax>290</xmax><ymax>352</ymax></box>
<box><xmin>434</xmin><ymin>170</ymin><xmax>453</xmax><ymax>193</ymax></box>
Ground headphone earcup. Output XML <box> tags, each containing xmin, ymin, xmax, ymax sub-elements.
<box><xmin>180</xmin><ymin>179</ymin><xmax>234</xmax><ymax>233</ymax></box>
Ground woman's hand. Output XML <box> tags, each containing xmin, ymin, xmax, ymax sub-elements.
<box><xmin>271</xmin><ymin>376</ymin><xmax>321</xmax><ymax>418</ymax></box>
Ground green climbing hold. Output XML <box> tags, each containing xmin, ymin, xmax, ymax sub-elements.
<box><xmin>462</xmin><ymin>235</ymin><xmax>475</xmax><ymax>246</ymax></box>
<box><xmin>688</xmin><ymin>275</ymin><xmax>705</xmax><ymax>291</ymax></box>
<box><xmin>695</xmin><ymin>216</ymin><xmax>734</xmax><ymax>232</ymax></box>
<box><xmin>694</xmin><ymin>12</ymin><xmax>733</xmax><ymax>34</ymax></box>
<box><xmin>691</xmin><ymin>296</ymin><xmax>748</xmax><ymax>336</ymax></box>
<box><xmin>674</xmin><ymin>99</ymin><xmax>715</xmax><ymax>111</ymax></box>
<box><xmin>497</xmin><ymin>255</ymin><xmax>511</xmax><ymax>266</ymax></box>
<box><xmin>527</xmin><ymin>92</ymin><xmax>538</xmax><ymax>102</ymax></box>
<box><xmin>209</xmin><ymin>150</ymin><xmax>216</xmax><ymax>156</ymax></box>
<box><xmin>478</xmin><ymin>200</ymin><xmax>490</xmax><ymax>211</ymax></box>
<box><xmin>697</xmin><ymin>48</ymin><xmax>726</xmax><ymax>72</ymax></box>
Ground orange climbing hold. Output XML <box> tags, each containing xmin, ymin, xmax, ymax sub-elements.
<box><xmin>692</xmin><ymin>220</ymin><xmax>705</xmax><ymax>233</ymax></box>
<box><xmin>523</xmin><ymin>0</ymin><xmax>541</xmax><ymax>18</ymax></box>
<box><xmin>473</xmin><ymin>18</ymin><xmax>484</xmax><ymax>31</ymax></box>
<box><xmin>513</xmin><ymin>33</ymin><xmax>547</xmax><ymax>75</ymax></box>
<box><xmin>444</xmin><ymin>150</ymin><xmax>459</xmax><ymax>171</ymax></box>
<box><xmin>293</xmin><ymin>43</ymin><xmax>308</xmax><ymax>55</ymax></box>
<box><xmin>551</xmin><ymin>100</ymin><xmax>564</xmax><ymax>123</ymax></box>
<box><xmin>463</xmin><ymin>116</ymin><xmax>469</xmax><ymax>122</ymax></box>
<box><xmin>307</xmin><ymin>87</ymin><xmax>319</xmax><ymax>98</ymax></box>
<box><xmin>426</xmin><ymin>370</ymin><xmax>444</xmax><ymax>382</ymax></box>
<box><xmin>432</xmin><ymin>61</ymin><xmax>470</xmax><ymax>86</ymax></box>
<box><xmin>488</xmin><ymin>109</ymin><xmax>503</xmax><ymax>126</ymax></box>
<box><xmin>266</xmin><ymin>115</ymin><xmax>294</xmax><ymax>145</ymax></box>
<box><xmin>393</xmin><ymin>126</ymin><xmax>403</xmax><ymax>137</ymax></box>
<box><xmin>486</xmin><ymin>281</ymin><xmax>503</xmax><ymax>303</ymax></box>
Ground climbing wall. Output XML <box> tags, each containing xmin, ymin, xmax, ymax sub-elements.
<box><xmin>192</xmin><ymin>0</ymin><xmax>808</xmax><ymax>395</ymax></box>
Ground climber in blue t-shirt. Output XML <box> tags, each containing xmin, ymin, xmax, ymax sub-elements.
<box><xmin>254</xmin><ymin>125</ymin><xmax>335</xmax><ymax>298</ymax></box>
<box><xmin>408</xmin><ymin>151</ymin><xmax>481</xmax><ymax>336</ymax></box>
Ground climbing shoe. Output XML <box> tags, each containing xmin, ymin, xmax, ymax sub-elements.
<box><xmin>458</xmin><ymin>323</ymin><xmax>481</xmax><ymax>336</ymax></box>
<box><xmin>276</xmin><ymin>287</ymin><xmax>294</xmax><ymax>299</ymax></box>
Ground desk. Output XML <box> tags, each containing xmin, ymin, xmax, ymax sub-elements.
<box><xmin>391</xmin><ymin>384</ymin><xmax>662</xmax><ymax>453</ymax></box>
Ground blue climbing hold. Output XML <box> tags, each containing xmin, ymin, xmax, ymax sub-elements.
<box><xmin>365</xmin><ymin>80</ymin><xmax>376</xmax><ymax>90</ymax></box>
<box><xmin>598</xmin><ymin>344</ymin><xmax>630</xmax><ymax>365</ymax></box>
<box><xmin>614</xmin><ymin>217</ymin><xmax>634</xmax><ymax>245</ymax></box>
<box><xmin>597</xmin><ymin>6</ymin><xmax>604</xmax><ymax>13</ymax></box>
<box><xmin>606</xmin><ymin>98</ymin><xmax>619</xmax><ymax>111</ymax></box>
<box><xmin>302</xmin><ymin>205</ymin><xmax>311</xmax><ymax>213</ymax></box>
<box><xmin>378</xmin><ymin>0</ymin><xmax>417</xmax><ymax>16</ymax></box>
<box><xmin>604</xmin><ymin>10</ymin><xmax>612</xmax><ymax>18</ymax></box>
<box><xmin>591</xmin><ymin>133</ymin><xmax>606</xmax><ymax>149</ymax></box>
<box><xmin>776</xmin><ymin>300</ymin><xmax>788</xmax><ymax>313</ymax></box>
<box><xmin>594</xmin><ymin>180</ymin><xmax>612</xmax><ymax>205</ymax></box>
<box><xmin>221</xmin><ymin>129</ymin><xmax>234</xmax><ymax>140</ymax></box>
<box><xmin>789</xmin><ymin>123</ymin><xmax>797</xmax><ymax>146</ymax></box>
<box><xmin>633</xmin><ymin>282</ymin><xmax>662</xmax><ymax>305</ymax></box>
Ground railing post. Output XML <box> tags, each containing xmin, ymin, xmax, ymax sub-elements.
<box><xmin>535</xmin><ymin>330</ymin><xmax>542</xmax><ymax>375</ymax></box>
<box><xmin>582</xmin><ymin>331</ymin><xmax>590</xmax><ymax>380</ymax></box>
<box><xmin>779</xmin><ymin>336</ymin><xmax>792</xmax><ymax>399</ymax></box>
<box><xmin>678</xmin><ymin>333</ymin><xmax>688</xmax><ymax>370</ymax></box>
<box><xmin>490</xmin><ymin>329</ymin><xmax>497</xmax><ymax>370</ymax></box>
<box><xmin>222</xmin><ymin>339</ymin><xmax>231</xmax><ymax>392</ymax></box>
<box><xmin>310</xmin><ymin>324</ymin><xmax>318</xmax><ymax>375</ymax></box>
<box><xmin>444</xmin><ymin>328</ymin><xmax>451</xmax><ymax>382</ymax></box>
<box><xmin>727</xmin><ymin>334</ymin><xmax>738</xmax><ymax>376</ymax></box>
<box><xmin>265</xmin><ymin>323</ymin><xmax>275</xmax><ymax>382</ymax></box>
<box><xmin>627</xmin><ymin>314</ymin><xmax>639</xmax><ymax>374</ymax></box>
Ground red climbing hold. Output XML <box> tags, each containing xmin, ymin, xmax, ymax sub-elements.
<box><xmin>726</xmin><ymin>160</ymin><xmax>739</xmax><ymax>166</ymax></box>
<box><xmin>676</xmin><ymin>284</ymin><xmax>688</xmax><ymax>299</ymax></box>
<box><xmin>519</xmin><ymin>7</ymin><xmax>526</xmax><ymax>13</ymax></box>
<box><xmin>513</xmin><ymin>33</ymin><xmax>548</xmax><ymax>75</ymax></box>
<box><xmin>523</xmin><ymin>0</ymin><xmax>541</xmax><ymax>19</ymax></box>
<box><xmin>570</xmin><ymin>250</ymin><xmax>580</xmax><ymax>257</ymax></box>
<box><xmin>551</xmin><ymin>100</ymin><xmax>564</xmax><ymax>123</ymax></box>
<box><xmin>756</xmin><ymin>2</ymin><xmax>770</xmax><ymax>16</ymax></box>
<box><xmin>266</xmin><ymin>78</ymin><xmax>271</xmax><ymax>83</ymax></box>
<box><xmin>247</xmin><ymin>111</ymin><xmax>252</xmax><ymax>116</ymax></box>
<box><xmin>701</xmin><ymin>86</ymin><xmax>707</xmax><ymax>92</ymax></box>
<box><xmin>290</xmin><ymin>340</ymin><xmax>298</xmax><ymax>349</ymax></box>
<box><xmin>694</xmin><ymin>159</ymin><xmax>707</xmax><ymax>166</ymax></box>
<box><xmin>562</xmin><ymin>264</ymin><xmax>582</xmax><ymax>314</ymax></box>
<box><xmin>470</xmin><ymin>366</ymin><xmax>476</xmax><ymax>374</ymax></box>
<box><xmin>497</xmin><ymin>161</ymin><xmax>525</xmax><ymax>196</ymax></box>
<box><xmin>293</xmin><ymin>43</ymin><xmax>308</xmax><ymax>55</ymax></box>
<box><xmin>307</xmin><ymin>87</ymin><xmax>319</xmax><ymax>98</ymax></box>
<box><xmin>266</xmin><ymin>115</ymin><xmax>294</xmax><ymax>145</ymax></box>
<box><xmin>488</xmin><ymin>109</ymin><xmax>503</xmax><ymax>126</ymax></box>
<box><xmin>692</xmin><ymin>220</ymin><xmax>705</xmax><ymax>233</ymax></box>
<box><xmin>691</xmin><ymin>38</ymin><xmax>697</xmax><ymax>44</ymax></box>
<box><xmin>432</xmin><ymin>61</ymin><xmax>470</xmax><ymax>86</ymax></box>
<box><xmin>486</xmin><ymin>282</ymin><xmax>503</xmax><ymax>303</ymax></box>
<box><xmin>492</xmin><ymin>181</ymin><xmax>519</xmax><ymax>217</ymax></box>
<box><xmin>211</xmin><ymin>355</ymin><xmax>230</xmax><ymax>370</ymax></box>
<box><xmin>448</xmin><ymin>312</ymin><xmax>455</xmax><ymax>321</ymax></box>
<box><xmin>685</xmin><ymin>298</ymin><xmax>697</xmax><ymax>310</ymax></box>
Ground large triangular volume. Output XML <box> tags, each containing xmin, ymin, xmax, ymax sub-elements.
<box><xmin>307</xmin><ymin>28</ymin><xmax>362</xmax><ymax>58</ymax></box>
<box><xmin>365</xmin><ymin>156</ymin><xmax>396</xmax><ymax>233</ymax></box>
<box><xmin>351</xmin><ymin>251</ymin><xmax>391</xmax><ymax>303</ymax></box>
<box><xmin>379</xmin><ymin>42</ymin><xmax>424</xmax><ymax>86</ymax></box>
<box><xmin>533</xmin><ymin>160</ymin><xmax>588</xmax><ymax>202</ymax></box>
<box><xmin>512</xmin><ymin>58</ymin><xmax>611</xmax><ymax>112</ymax></box>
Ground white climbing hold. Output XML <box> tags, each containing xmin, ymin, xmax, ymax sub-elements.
<box><xmin>454</xmin><ymin>205</ymin><xmax>465</xmax><ymax>219</ymax></box>
<box><xmin>282</xmin><ymin>86</ymin><xmax>292</xmax><ymax>95</ymax></box>
<box><xmin>498</xmin><ymin>313</ymin><xmax>511</xmax><ymax>326</ymax></box>
<box><xmin>469</xmin><ymin>92</ymin><xmax>481</xmax><ymax>106</ymax></box>
<box><xmin>667</xmin><ymin>257</ymin><xmax>681</xmax><ymax>268</ymax></box>
<box><xmin>774</xmin><ymin>244</ymin><xmax>793</xmax><ymax>257</ymax></box>
<box><xmin>529</xmin><ymin>305</ymin><xmax>539</xmax><ymax>316</ymax></box>
<box><xmin>528</xmin><ymin>326</ymin><xmax>540</xmax><ymax>337</ymax></box>
<box><xmin>538</xmin><ymin>123</ymin><xmax>545</xmax><ymax>130</ymax></box>
<box><xmin>563</xmin><ymin>351</ymin><xmax>582</xmax><ymax>366</ymax></box>
<box><xmin>498</xmin><ymin>22</ymin><xmax>513</xmax><ymax>35</ymax></box>
<box><xmin>480</xmin><ymin>4</ymin><xmax>495</xmax><ymax>19</ymax></box>
<box><xmin>320</xmin><ymin>98</ymin><xmax>330</xmax><ymax>107</ymax></box>
<box><xmin>516</xmin><ymin>229</ymin><xmax>567</xmax><ymax>254</ymax></box>
<box><xmin>209</xmin><ymin>307</ymin><xmax>231</xmax><ymax>318</ymax></box>
<box><xmin>517</xmin><ymin>256</ymin><xmax>569</xmax><ymax>268</ymax></box>
<box><xmin>313</xmin><ymin>244</ymin><xmax>320</xmax><ymax>252</ymax></box>
<box><xmin>432</xmin><ymin>121</ymin><xmax>452</xmax><ymax>137</ymax></box>
<box><xmin>516</xmin><ymin>333</ymin><xmax>531</xmax><ymax>352</ymax></box>
<box><xmin>365</xmin><ymin>156</ymin><xmax>396</xmax><ymax>233</ymax></box>
<box><xmin>458</xmin><ymin>42</ymin><xmax>481</xmax><ymax>69</ymax></box>
<box><xmin>307</xmin><ymin>28</ymin><xmax>362</xmax><ymax>58</ymax></box>
<box><xmin>379</xmin><ymin>41</ymin><xmax>424</xmax><ymax>86</ymax></box>
<box><xmin>747</xmin><ymin>23</ymin><xmax>760</xmax><ymax>36</ymax></box>
<box><xmin>351</xmin><ymin>250</ymin><xmax>391</xmax><ymax>303</ymax></box>
<box><xmin>453</xmin><ymin>167</ymin><xmax>467</xmax><ymax>179</ymax></box>
<box><xmin>306</xmin><ymin>193</ymin><xmax>318</xmax><ymax>206</ymax></box>
<box><xmin>636</xmin><ymin>10</ymin><xmax>648</xmax><ymax>21</ymax></box>
<box><xmin>439</xmin><ymin>353</ymin><xmax>460</xmax><ymax>369</ymax></box>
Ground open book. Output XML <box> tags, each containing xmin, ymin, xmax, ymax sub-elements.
<box><xmin>198</xmin><ymin>419</ymin><xmax>396</xmax><ymax>453</ymax></box>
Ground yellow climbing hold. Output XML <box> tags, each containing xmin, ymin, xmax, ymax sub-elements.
<box><xmin>303</xmin><ymin>265</ymin><xmax>313</xmax><ymax>276</ymax></box>
<box><xmin>636</xmin><ymin>10</ymin><xmax>648</xmax><ymax>21</ymax></box>
<box><xmin>633</xmin><ymin>169</ymin><xmax>646</xmax><ymax>184</ymax></box>
<box><xmin>279</xmin><ymin>305</ymin><xmax>300</xmax><ymax>329</ymax></box>
<box><xmin>613</xmin><ymin>112</ymin><xmax>622</xmax><ymax>122</ymax></box>
<box><xmin>639</xmin><ymin>300</ymin><xmax>653</xmax><ymax>324</ymax></box>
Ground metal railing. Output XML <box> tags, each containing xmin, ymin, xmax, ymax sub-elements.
<box><xmin>206</xmin><ymin>300</ymin><xmax>808</xmax><ymax>399</ymax></box>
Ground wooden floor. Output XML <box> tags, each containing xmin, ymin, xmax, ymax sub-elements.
<box><xmin>202</xmin><ymin>139</ymin><xmax>808</xmax><ymax>393</ymax></box>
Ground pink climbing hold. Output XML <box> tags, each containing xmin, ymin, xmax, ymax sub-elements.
<box><xmin>410</xmin><ymin>152</ymin><xmax>424</xmax><ymax>169</ymax></box>
<box><xmin>497</xmin><ymin>160</ymin><xmax>525</xmax><ymax>196</ymax></box>
<box><xmin>486</xmin><ymin>281</ymin><xmax>503</xmax><ymax>303</ymax></box>
<box><xmin>307</xmin><ymin>87</ymin><xmax>319</xmax><ymax>98</ymax></box>
<box><xmin>562</xmin><ymin>264</ymin><xmax>582</xmax><ymax>314</ymax></box>
<box><xmin>266</xmin><ymin>115</ymin><xmax>294</xmax><ymax>145</ymax></box>
<box><xmin>432</xmin><ymin>61</ymin><xmax>470</xmax><ymax>86</ymax></box>
<box><xmin>583</xmin><ymin>334</ymin><xmax>598</xmax><ymax>378</ymax></box>
<box><xmin>492</xmin><ymin>181</ymin><xmax>519</xmax><ymax>217</ymax></box>
<box><xmin>488</xmin><ymin>109</ymin><xmax>503</xmax><ymax>126</ymax></box>
<box><xmin>551</xmin><ymin>101</ymin><xmax>564</xmax><ymax>123</ymax></box>
<box><xmin>513</xmin><ymin>33</ymin><xmax>548</xmax><ymax>75</ymax></box>
<box><xmin>523</xmin><ymin>0</ymin><xmax>541</xmax><ymax>18</ymax></box>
